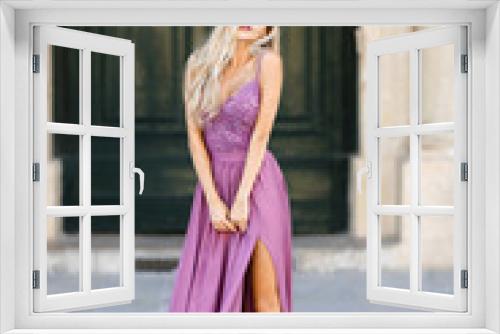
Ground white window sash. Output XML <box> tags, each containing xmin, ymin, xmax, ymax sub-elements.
<box><xmin>365</xmin><ymin>25</ymin><xmax>468</xmax><ymax>312</ymax></box>
<box><xmin>32</xmin><ymin>25</ymin><xmax>136</xmax><ymax>312</ymax></box>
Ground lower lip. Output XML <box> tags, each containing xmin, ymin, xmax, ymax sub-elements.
<box><xmin>239</xmin><ymin>26</ymin><xmax>252</xmax><ymax>31</ymax></box>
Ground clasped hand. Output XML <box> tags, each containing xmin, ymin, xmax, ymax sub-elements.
<box><xmin>208</xmin><ymin>194</ymin><xmax>249</xmax><ymax>233</ymax></box>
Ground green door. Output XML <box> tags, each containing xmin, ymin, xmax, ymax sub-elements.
<box><xmin>64</xmin><ymin>26</ymin><xmax>358</xmax><ymax>234</ymax></box>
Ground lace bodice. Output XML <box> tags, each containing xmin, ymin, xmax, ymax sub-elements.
<box><xmin>202</xmin><ymin>50</ymin><xmax>265</xmax><ymax>155</ymax></box>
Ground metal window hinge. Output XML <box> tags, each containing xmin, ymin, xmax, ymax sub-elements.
<box><xmin>32</xmin><ymin>270</ymin><xmax>40</xmax><ymax>289</ymax></box>
<box><xmin>32</xmin><ymin>54</ymin><xmax>40</xmax><ymax>73</ymax></box>
<box><xmin>33</xmin><ymin>162</ymin><xmax>40</xmax><ymax>182</ymax></box>
<box><xmin>461</xmin><ymin>162</ymin><xmax>468</xmax><ymax>182</ymax></box>
<box><xmin>461</xmin><ymin>54</ymin><xmax>468</xmax><ymax>73</ymax></box>
<box><xmin>461</xmin><ymin>269</ymin><xmax>468</xmax><ymax>289</ymax></box>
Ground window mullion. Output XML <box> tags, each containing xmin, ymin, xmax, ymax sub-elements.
<box><xmin>81</xmin><ymin>48</ymin><xmax>92</xmax><ymax>293</ymax></box>
<box><xmin>410</xmin><ymin>47</ymin><xmax>420</xmax><ymax>294</ymax></box>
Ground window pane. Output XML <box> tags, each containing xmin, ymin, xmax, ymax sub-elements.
<box><xmin>379</xmin><ymin>215</ymin><xmax>411</xmax><ymax>289</ymax></box>
<box><xmin>378</xmin><ymin>51</ymin><xmax>410</xmax><ymax>127</ymax></box>
<box><xmin>48</xmin><ymin>45</ymin><xmax>80</xmax><ymax>124</ymax></box>
<box><xmin>420</xmin><ymin>215</ymin><xmax>454</xmax><ymax>294</ymax></box>
<box><xmin>379</xmin><ymin>136</ymin><xmax>410</xmax><ymax>205</ymax></box>
<box><xmin>91</xmin><ymin>137</ymin><xmax>121</xmax><ymax>205</ymax></box>
<box><xmin>47</xmin><ymin>216</ymin><xmax>80</xmax><ymax>294</ymax></box>
<box><xmin>420</xmin><ymin>44</ymin><xmax>455</xmax><ymax>124</ymax></box>
<box><xmin>420</xmin><ymin>132</ymin><xmax>454</xmax><ymax>206</ymax></box>
<box><xmin>47</xmin><ymin>134</ymin><xmax>80</xmax><ymax>206</ymax></box>
<box><xmin>91</xmin><ymin>215</ymin><xmax>121</xmax><ymax>289</ymax></box>
<box><xmin>91</xmin><ymin>52</ymin><xmax>120</xmax><ymax>127</ymax></box>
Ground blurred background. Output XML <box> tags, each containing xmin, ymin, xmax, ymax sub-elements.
<box><xmin>45</xmin><ymin>25</ymin><xmax>455</xmax><ymax>312</ymax></box>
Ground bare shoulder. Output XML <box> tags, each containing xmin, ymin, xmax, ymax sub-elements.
<box><xmin>260</xmin><ymin>48</ymin><xmax>283</xmax><ymax>71</ymax></box>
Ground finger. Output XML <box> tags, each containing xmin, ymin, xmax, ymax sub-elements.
<box><xmin>224</xmin><ymin>220</ymin><xmax>237</xmax><ymax>232</ymax></box>
<box><xmin>220</xmin><ymin>221</ymin><xmax>230</xmax><ymax>232</ymax></box>
<box><xmin>228</xmin><ymin>218</ymin><xmax>238</xmax><ymax>227</ymax></box>
<box><xmin>212</xmin><ymin>220</ymin><xmax>224</xmax><ymax>232</ymax></box>
<box><xmin>239</xmin><ymin>220</ymin><xmax>248</xmax><ymax>232</ymax></box>
<box><xmin>234</xmin><ymin>219</ymin><xmax>242</xmax><ymax>227</ymax></box>
<box><xmin>218</xmin><ymin>220</ymin><xmax>231</xmax><ymax>233</ymax></box>
<box><xmin>219</xmin><ymin>221</ymin><xmax>229</xmax><ymax>232</ymax></box>
<box><xmin>233</xmin><ymin>220</ymin><xmax>244</xmax><ymax>232</ymax></box>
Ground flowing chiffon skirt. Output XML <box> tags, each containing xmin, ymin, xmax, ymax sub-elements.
<box><xmin>168</xmin><ymin>149</ymin><xmax>292</xmax><ymax>312</ymax></box>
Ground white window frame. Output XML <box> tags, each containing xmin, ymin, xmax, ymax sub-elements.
<box><xmin>0</xmin><ymin>2</ymin><xmax>499</xmax><ymax>333</ymax></box>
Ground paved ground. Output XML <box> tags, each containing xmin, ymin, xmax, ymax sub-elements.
<box><xmin>72</xmin><ymin>269</ymin><xmax>450</xmax><ymax>313</ymax></box>
<box><xmin>45</xmin><ymin>235</ymin><xmax>452</xmax><ymax>313</ymax></box>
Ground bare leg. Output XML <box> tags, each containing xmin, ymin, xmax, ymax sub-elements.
<box><xmin>249</xmin><ymin>239</ymin><xmax>281</xmax><ymax>312</ymax></box>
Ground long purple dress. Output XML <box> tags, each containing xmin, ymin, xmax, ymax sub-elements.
<box><xmin>168</xmin><ymin>49</ymin><xmax>293</xmax><ymax>312</ymax></box>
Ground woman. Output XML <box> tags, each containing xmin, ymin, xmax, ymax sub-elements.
<box><xmin>168</xmin><ymin>26</ymin><xmax>292</xmax><ymax>312</ymax></box>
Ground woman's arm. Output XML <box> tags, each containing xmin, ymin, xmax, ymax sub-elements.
<box><xmin>230</xmin><ymin>50</ymin><xmax>284</xmax><ymax>230</ymax></box>
<box><xmin>184</xmin><ymin>66</ymin><xmax>236</xmax><ymax>232</ymax></box>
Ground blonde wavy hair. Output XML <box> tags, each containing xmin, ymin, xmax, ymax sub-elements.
<box><xmin>183</xmin><ymin>26</ymin><xmax>280</xmax><ymax>127</ymax></box>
